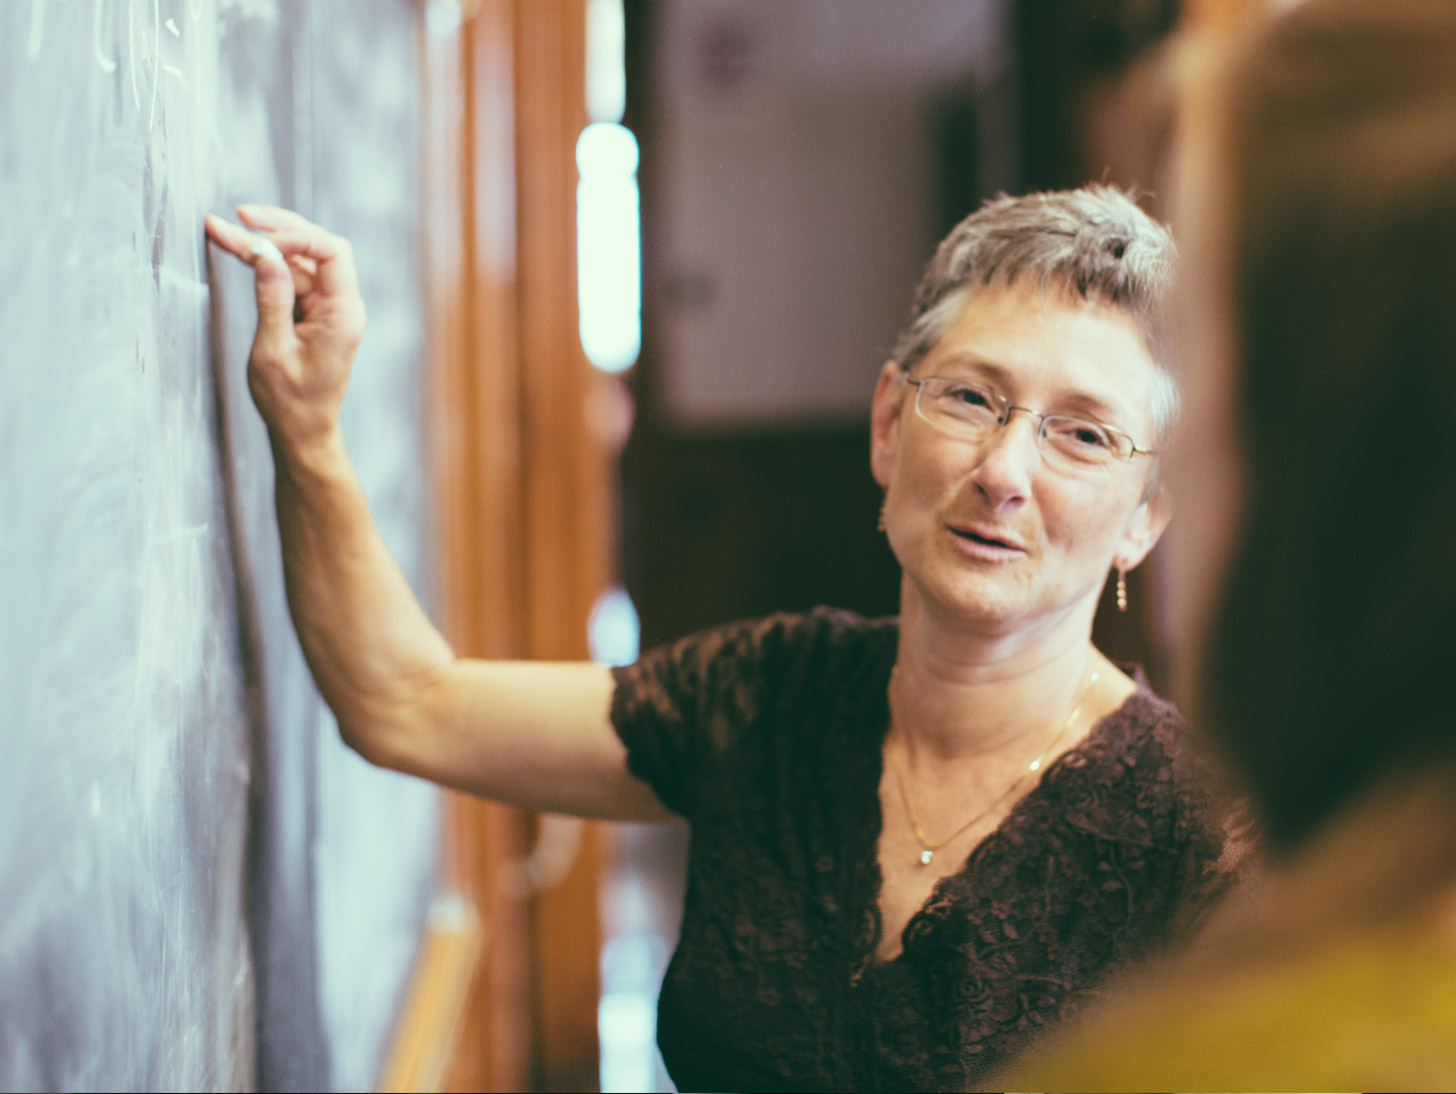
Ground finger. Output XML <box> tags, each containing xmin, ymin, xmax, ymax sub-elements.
<box><xmin>286</xmin><ymin>254</ymin><xmax>317</xmax><ymax>297</ymax></box>
<box><xmin>248</xmin><ymin>236</ymin><xmax>299</xmax><ymax>358</ymax></box>
<box><xmin>205</xmin><ymin>214</ymin><xmax>267</xmax><ymax>266</ymax></box>
<box><xmin>208</xmin><ymin>214</ymin><xmax>306</xmax><ymax>345</ymax></box>
<box><xmin>233</xmin><ymin>206</ymin><xmax>359</xmax><ymax>299</ymax></box>
<box><xmin>206</xmin><ymin>214</ymin><xmax>296</xmax><ymax>279</ymax></box>
<box><xmin>263</xmin><ymin>228</ymin><xmax>359</xmax><ymax>299</ymax></box>
<box><xmin>237</xmin><ymin>203</ymin><xmax>317</xmax><ymax>234</ymax></box>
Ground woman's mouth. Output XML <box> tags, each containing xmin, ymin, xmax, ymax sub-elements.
<box><xmin>948</xmin><ymin>524</ymin><xmax>1027</xmax><ymax>560</ymax></box>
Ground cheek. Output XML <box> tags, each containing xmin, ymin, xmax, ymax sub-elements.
<box><xmin>1041</xmin><ymin>483</ymin><xmax>1140</xmax><ymax>562</ymax></box>
<box><xmin>892</xmin><ymin>430</ymin><xmax>967</xmax><ymax>505</ymax></box>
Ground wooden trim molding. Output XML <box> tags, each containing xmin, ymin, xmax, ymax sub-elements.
<box><xmin>412</xmin><ymin>2</ymin><xmax>536</xmax><ymax>1091</ymax></box>
<box><xmin>510</xmin><ymin>3</ymin><xmax>608</xmax><ymax>1088</ymax></box>
<box><xmin>389</xmin><ymin>1</ymin><xmax>609</xmax><ymax>1090</ymax></box>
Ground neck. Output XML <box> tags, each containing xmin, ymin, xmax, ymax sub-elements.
<box><xmin>891</xmin><ymin>578</ymin><xmax>1106</xmax><ymax>764</ymax></box>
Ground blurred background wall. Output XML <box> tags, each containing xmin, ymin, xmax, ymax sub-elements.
<box><xmin>623</xmin><ymin>0</ymin><xmax>1181</xmax><ymax>665</ymax></box>
<box><xmin>623</xmin><ymin>0</ymin><xmax>1010</xmax><ymax>648</ymax></box>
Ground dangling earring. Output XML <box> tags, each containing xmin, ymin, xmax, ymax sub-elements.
<box><xmin>1115</xmin><ymin>568</ymin><xmax>1128</xmax><ymax>612</ymax></box>
<box><xmin>877</xmin><ymin>494</ymin><xmax>887</xmax><ymax>533</ymax></box>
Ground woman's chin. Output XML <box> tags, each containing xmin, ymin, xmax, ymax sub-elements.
<box><xmin>905</xmin><ymin>570</ymin><xmax>1033</xmax><ymax>631</ymax></box>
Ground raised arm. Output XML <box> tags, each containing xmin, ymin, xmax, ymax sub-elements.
<box><xmin>205</xmin><ymin>206</ymin><xmax>669</xmax><ymax>820</ymax></box>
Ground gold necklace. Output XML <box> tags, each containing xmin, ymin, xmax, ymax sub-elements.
<box><xmin>887</xmin><ymin>665</ymin><xmax>1102</xmax><ymax>867</ymax></box>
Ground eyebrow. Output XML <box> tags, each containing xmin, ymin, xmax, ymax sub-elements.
<box><xmin>934</xmin><ymin>354</ymin><xmax>1127</xmax><ymax>425</ymax></box>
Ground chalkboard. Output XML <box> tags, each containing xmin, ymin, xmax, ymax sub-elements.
<box><xmin>1</xmin><ymin>3</ymin><xmax>440</xmax><ymax>1091</ymax></box>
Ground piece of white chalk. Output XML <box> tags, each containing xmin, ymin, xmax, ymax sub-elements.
<box><xmin>251</xmin><ymin>237</ymin><xmax>286</xmax><ymax>266</ymax></box>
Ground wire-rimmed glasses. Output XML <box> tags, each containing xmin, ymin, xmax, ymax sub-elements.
<box><xmin>905</xmin><ymin>375</ymin><xmax>1156</xmax><ymax>473</ymax></box>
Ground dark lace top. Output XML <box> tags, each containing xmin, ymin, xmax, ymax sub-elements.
<box><xmin>611</xmin><ymin>608</ymin><xmax>1233</xmax><ymax>1092</ymax></box>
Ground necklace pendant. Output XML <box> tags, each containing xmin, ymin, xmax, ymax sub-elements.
<box><xmin>919</xmin><ymin>849</ymin><xmax>933</xmax><ymax>866</ymax></box>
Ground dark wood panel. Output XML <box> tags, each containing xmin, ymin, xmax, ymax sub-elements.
<box><xmin>623</xmin><ymin>425</ymin><xmax>902</xmax><ymax>649</ymax></box>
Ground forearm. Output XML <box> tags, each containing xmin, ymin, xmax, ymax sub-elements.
<box><xmin>271</xmin><ymin>426</ymin><xmax>454</xmax><ymax>762</ymax></box>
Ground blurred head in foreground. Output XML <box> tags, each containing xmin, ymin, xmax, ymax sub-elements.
<box><xmin>1169</xmin><ymin>0</ymin><xmax>1456</xmax><ymax>855</ymax></box>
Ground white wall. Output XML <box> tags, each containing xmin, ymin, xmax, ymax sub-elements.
<box><xmin>652</xmin><ymin>0</ymin><xmax>1011</xmax><ymax>425</ymax></box>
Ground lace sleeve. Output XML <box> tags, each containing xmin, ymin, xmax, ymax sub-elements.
<box><xmin>609</xmin><ymin>612</ymin><xmax>807</xmax><ymax>819</ymax></box>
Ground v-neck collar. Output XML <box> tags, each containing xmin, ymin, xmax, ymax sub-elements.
<box><xmin>841</xmin><ymin>637</ymin><xmax>1157</xmax><ymax>980</ymax></box>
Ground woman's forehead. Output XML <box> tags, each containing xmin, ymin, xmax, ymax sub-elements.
<box><xmin>926</xmin><ymin>284</ymin><xmax>1160</xmax><ymax>426</ymax></box>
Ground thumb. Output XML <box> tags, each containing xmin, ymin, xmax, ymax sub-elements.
<box><xmin>250</xmin><ymin>237</ymin><xmax>297</xmax><ymax>357</ymax></box>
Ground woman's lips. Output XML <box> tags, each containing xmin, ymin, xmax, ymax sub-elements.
<box><xmin>947</xmin><ymin>523</ymin><xmax>1028</xmax><ymax>560</ymax></box>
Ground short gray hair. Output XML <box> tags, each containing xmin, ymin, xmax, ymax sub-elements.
<box><xmin>890</xmin><ymin>186</ymin><xmax>1180</xmax><ymax>442</ymax></box>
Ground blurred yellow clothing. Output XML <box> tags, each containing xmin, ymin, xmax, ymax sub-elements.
<box><xmin>998</xmin><ymin>929</ymin><xmax>1456</xmax><ymax>1093</ymax></box>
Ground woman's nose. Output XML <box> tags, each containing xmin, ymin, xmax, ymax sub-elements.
<box><xmin>970</xmin><ymin>413</ymin><xmax>1040</xmax><ymax>507</ymax></box>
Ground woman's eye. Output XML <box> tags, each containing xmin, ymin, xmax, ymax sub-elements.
<box><xmin>1054</xmin><ymin>420</ymin><xmax>1113</xmax><ymax>449</ymax></box>
<box><xmin>947</xmin><ymin>386</ymin><xmax>992</xmax><ymax>408</ymax></box>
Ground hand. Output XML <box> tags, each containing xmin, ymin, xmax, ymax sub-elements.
<box><xmin>204</xmin><ymin>205</ymin><xmax>366</xmax><ymax>452</ymax></box>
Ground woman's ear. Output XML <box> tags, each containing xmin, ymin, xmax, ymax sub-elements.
<box><xmin>870</xmin><ymin>360</ymin><xmax>907</xmax><ymax>488</ymax></box>
<box><xmin>1116</xmin><ymin>486</ymin><xmax>1173</xmax><ymax>573</ymax></box>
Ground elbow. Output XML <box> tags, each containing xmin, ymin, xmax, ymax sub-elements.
<box><xmin>334</xmin><ymin>665</ymin><xmax>452</xmax><ymax>777</ymax></box>
<box><xmin>335</xmin><ymin>712</ymin><xmax>407</xmax><ymax>771</ymax></box>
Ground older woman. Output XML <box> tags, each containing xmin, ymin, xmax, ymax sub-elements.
<box><xmin>995</xmin><ymin>1</ymin><xmax>1456</xmax><ymax>1089</ymax></box>
<box><xmin>205</xmin><ymin>185</ymin><xmax>1232</xmax><ymax>1090</ymax></box>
